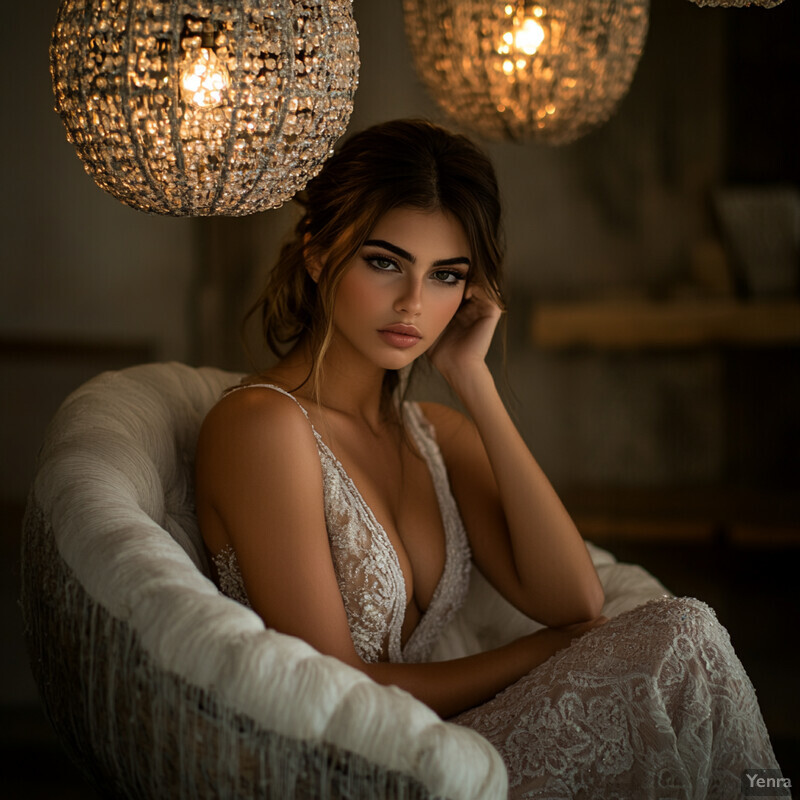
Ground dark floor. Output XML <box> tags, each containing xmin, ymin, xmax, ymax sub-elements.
<box><xmin>2</xmin><ymin>536</ymin><xmax>797</xmax><ymax>798</ymax></box>
<box><xmin>0</xmin><ymin>707</ymin><xmax>102</xmax><ymax>799</ymax></box>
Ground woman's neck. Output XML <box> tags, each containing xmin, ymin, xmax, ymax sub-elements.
<box><xmin>266</xmin><ymin>338</ymin><xmax>391</xmax><ymax>431</ymax></box>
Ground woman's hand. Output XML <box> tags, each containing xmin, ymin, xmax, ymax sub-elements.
<box><xmin>524</xmin><ymin>615</ymin><xmax>609</xmax><ymax>663</ymax></box>
<box><xmin>428</xmin><ymin>284</ymin><xmax>503</xmax><ymax>383</ymax></box>
<box><xmin>556</xmin><ymin>614</ymin><xmax>609</xmax><ymax>637</ymax></box>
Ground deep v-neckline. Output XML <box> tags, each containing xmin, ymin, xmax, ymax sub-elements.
<box><xmin>310</xmin><ymin>412</ymin><xmax>451</xmax><ymax>653</ymax></box>
<box><xmin>233</xmin><ymin>382</ymin><xmax>455</xmax><ymax>658</ymax></box>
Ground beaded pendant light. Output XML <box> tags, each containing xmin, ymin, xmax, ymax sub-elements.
<box><xmin>50</xmin><ymin>1</ymin><xmax>359</xmax><ymax>216</ymax></box>
<box><xmin>402</xmin><ymin>0</ymin><xmax>649</xmax><ymax>145</ymax></box>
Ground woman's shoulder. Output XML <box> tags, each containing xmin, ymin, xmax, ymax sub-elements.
<box><xmin>198</xmin><ymin>381</ymin><xmax>318</xmax><ymax>463</ymax></box>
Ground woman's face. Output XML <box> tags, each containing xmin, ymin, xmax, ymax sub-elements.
<box><xmin>324</xmin><ymin>206</ymin><xmax>471</xmax><ymax>373</ymax></box>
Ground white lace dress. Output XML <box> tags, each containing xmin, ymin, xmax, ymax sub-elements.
<box><xmin>212</xmin><ymin>384</ymin><xmax>783</xmax><ymax>798</ymax></box>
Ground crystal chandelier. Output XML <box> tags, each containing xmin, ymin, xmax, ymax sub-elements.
<box><xmin>50</xmin><ymin>1</ymin><xmax>359</xmax><ymax>216</ymax></box>
<box><xmin>402</xmin><ymin>0</ymin><xmax>649</xmax><ymax>145</ymax></box>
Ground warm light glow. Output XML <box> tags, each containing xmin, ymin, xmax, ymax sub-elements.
<box><xmin>403</xmin><ymin>0</ymin><xmax>649</xmax><ymax>144</ymax></box>
<box><xmin>497</xmin><ymin>11</ymin><xmax>546</xmax><ymax>68</ymax></box>
<box><xmin>180</xmin><ymin>48</ymin><xmax>230</xmax><ymax>109</ymax></box>
<box><xmin>514</xmin><ymin>17</ymin><xmax>545</xmax><ymax>55</ymax></box>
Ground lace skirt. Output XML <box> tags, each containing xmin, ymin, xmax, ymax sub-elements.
<box><xmin>450</xmin><ymin>597</ymin><xmax>782</xmax><ymax>799</ymax></box>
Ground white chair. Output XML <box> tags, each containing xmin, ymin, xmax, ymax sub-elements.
<box><xmin>21</xmin><ymin>362</ymin><xmax>669</xmax><ymax>800</ymax></box>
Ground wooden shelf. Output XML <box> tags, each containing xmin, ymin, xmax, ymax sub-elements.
<box><xmin>530</xmin><ymin>299</ymin><xmax>800</xmax><ymax>349</ymax></box>
<box><xmin>561</xmin><ymin>485</ymin><xmax>800</xmax><ymax>548</ymax></box>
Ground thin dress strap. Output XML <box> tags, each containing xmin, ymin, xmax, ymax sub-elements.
<box><xmin>224</xmin><ymin>382</ymin><xmax>312</xmax><ymax>419</ymax></box>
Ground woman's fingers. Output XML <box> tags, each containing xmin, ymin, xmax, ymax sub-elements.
<box><xmin>462</xmin><ymin>283</ymin><xmax>503</xmax><ymax>319</ymax></box>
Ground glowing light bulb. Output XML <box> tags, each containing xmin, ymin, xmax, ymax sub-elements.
<box><xmin>180</xmin><ymin>47</ymin><xmax>230</xmax><ymax>109</ymax></box>
<box><xmin>514</xmin><ymin>17</ymin><xmax>545</xmax><ymax>56</ymax></box>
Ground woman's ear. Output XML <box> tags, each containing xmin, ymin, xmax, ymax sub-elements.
<box><xmin>303</xmin><ymin>232</ymin><xmax>323</xmax><ymax>284</ymax></box>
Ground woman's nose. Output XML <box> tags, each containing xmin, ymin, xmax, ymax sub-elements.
<box><xmin>394</xmin><ymin>277</ymin><xmax>423</xmax><ymax>316</ymax></box>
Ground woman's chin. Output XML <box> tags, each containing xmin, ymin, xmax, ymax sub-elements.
<box><xmin>377</xmin><ymin>353</ymin><xmax>420</xmax><ymax>371</ymax></box>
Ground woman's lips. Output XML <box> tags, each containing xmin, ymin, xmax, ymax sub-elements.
<box><xmin>378</xmin><ymin>324</ymin><xmax>422</xmax><ymax>349</ymax></box>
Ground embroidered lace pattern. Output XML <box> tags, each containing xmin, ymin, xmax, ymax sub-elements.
<box><xmin>211</xmin><ymin>384</ymin><xmax>471</xmax><ymax>664</ymax></box>
<box><xmin>450</xmin><ymin>596</ymin><xmax>782</xmax><ymax>799</ymax></box>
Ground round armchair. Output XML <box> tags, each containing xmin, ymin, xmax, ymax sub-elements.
<box><xmin>20</xmin><ymin>362</ymin><xmax>669</xmax><ymax>799</ymax></box>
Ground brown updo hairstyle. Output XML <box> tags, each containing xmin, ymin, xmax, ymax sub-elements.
<box><xmin>247</xmin><ymin>118</ymin><xmax>506</xmax><ymax>407</ymax></box>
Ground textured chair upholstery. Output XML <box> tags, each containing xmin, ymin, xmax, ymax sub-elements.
<box><xmin>20</xmin><ymin>362</ymin><xmax>669</xmax><ymax>800</ymax></box>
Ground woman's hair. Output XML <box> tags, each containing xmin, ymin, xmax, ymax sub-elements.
<box><xmin>247</xmin><ymin>118</ymin><xmax>506</xmax><ymax>405</ymax></box>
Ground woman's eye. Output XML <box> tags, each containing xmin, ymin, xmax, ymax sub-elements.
<box><xmin>366</xmin><ymin>256</ymin><xmax>398</xmax><ymax>272</ymax></box>
<box><xmin>432</xmin><ymin>269</ymin><xmax>466</xmax><ymax>285</ymax></box>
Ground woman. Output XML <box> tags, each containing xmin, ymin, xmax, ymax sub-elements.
<box><xmin>195</xmin><ymin>119</ymin><xmax>781</xmax><ymax>797</ymax></box>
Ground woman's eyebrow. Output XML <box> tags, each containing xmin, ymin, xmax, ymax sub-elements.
<box><xmin>433</xmin><ymin>256</ymin><xmax>471</xmax><ymax>268</ymax></box>
<box><xmin>364</xmin><ymin>239</ymin><xmax>414</xmax><ymax>261</ymax></box>
<box><xmin>363</xmin><ymin>239</ymin><xmax>471</xmax><ymax>267</ymax></box>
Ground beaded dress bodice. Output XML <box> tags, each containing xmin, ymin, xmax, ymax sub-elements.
<box><xmin>211</xmin><ymin>383</ymin><xmax>472</xmax><ymax>664</ymax></box>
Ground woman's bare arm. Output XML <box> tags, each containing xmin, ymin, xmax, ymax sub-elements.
<box><xmin>427</xmin><ymin>289</ymin><xmax>605</xmax><ymax>628</ymax></box>
<box><xmin>196</xmin><ymin>388</ymin><xmax>359</xmax><ymax>657</ymax></box>
<box><xmin>195</xmin><ymin>387</ymin><xmax>602</xmax><ymax>718</ymax></box>
<box><xmin>363</xmin><ymin>617</ymin><xmax>602</xmax><ymax>718</ymax></box>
